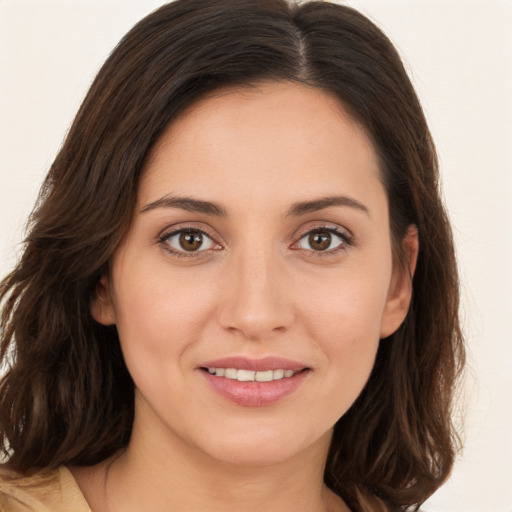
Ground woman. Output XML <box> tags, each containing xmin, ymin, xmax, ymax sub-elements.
<box><xmin>0</xmin><ymin>1</ymin><xmax>464</xmax><ymax>511</ymax></box>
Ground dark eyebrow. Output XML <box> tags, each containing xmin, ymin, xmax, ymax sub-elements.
<box><xmin>286</xmin><ymin>196</ymin><xmax>370</xmax><ymax>217</ymax></box>
<box><xmin>141</xmin><ymin>194</ymin><xmax>368</xmax><ymax>217</ymax></box>
<box><xmin>140</xmin><ymin>195</ymin><xmax>227</xmax><ymax>216</ymax></box>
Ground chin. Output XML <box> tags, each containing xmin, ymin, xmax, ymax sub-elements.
<box><xmin>208</xmin><ymin>443</ymin><xmax>303</xmax><ymax>467</ymax></box>
<box><xmin>194</xmin><ymin>423</ymin><xmax>332</xmax><ymax>468</ymax></box>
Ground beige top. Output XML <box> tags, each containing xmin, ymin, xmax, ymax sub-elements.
<box><xmin>0</xmin><ymin>467</ymin><xmax>90</xmax><ymax>512</ymax></box>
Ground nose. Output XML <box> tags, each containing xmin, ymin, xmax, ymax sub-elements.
<box><xmin>217</xmin><ymin>247</ymin><xmax>295</xmax><ymax>341</ymax></box>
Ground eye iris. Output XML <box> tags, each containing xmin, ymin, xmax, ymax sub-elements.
<box><xmin>179</xmin><ymin>231</ymin><xmax>203</xmax><ymax>251</ymax></box>
<box><xmin>309</xmin><ymin>231</ymin><xmax>331</xmax><ymax>251</ymax></box>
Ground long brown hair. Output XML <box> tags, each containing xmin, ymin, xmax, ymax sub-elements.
<box><xmin>0</xmin><ymin>1</ymin><xmax>464</xmax><ymax>510</ymax></box>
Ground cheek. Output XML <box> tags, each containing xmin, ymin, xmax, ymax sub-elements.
<box><xmin>309</xmin><ymin>287</ymin><xmax>383</xmax><ymax>372</ymax></box>
<box><xmin>299</xmin><ymin>260</ymin><xmax>391</xmax><ymax>343</ymax></box>
<box><xmin>111</xmin><ymin>260</ymin><xmax>218</xmax><ymax>366</ymax></box>
<box><xmin>295</xmin><ymin>260</ymin><xmax>391</xmax><ymax>405</ymax></box>
<box><xmin>306</xmin><ymin>304</ymin><xmax>381</xmax><ymax>420</ymax></box>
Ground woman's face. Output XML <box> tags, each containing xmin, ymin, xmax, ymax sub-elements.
<box><xmin>93</xmin><ymin>82</ymin><xmax>415</xmax><ymax>467</ymax></box>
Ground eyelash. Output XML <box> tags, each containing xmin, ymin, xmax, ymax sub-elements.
<box><xmin>158</xmin><ymin>224</ymin><xmax>354</xmax><ymax>259</ymax></box>
<box><xmin>158</xmin><ymin>227</ymin><xmax>220</xmax><ymax>259</ymax></box>
<box><xmin>292</xmin><ymin>225</ymin><xmax>355</xmax><ymax>255</ymax></box>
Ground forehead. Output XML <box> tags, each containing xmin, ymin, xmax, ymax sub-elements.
<box><xmin>139</xmin><ymin>81</ymin><xmax>383</xmax><ymax>212</ymax></box>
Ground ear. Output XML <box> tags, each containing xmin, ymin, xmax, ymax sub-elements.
<box><xmin>380</xmin><ymin>225</ymin><xmax>419</xmax><ymax>339</ymax></box>
<box><xmin>91</xmin><ymin>275</ymin><xmax>116</xmax><ymax>325</ymax></box>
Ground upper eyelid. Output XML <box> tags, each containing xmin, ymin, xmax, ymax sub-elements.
<box><xmin>159</xmin><ymin>223</ymin><xmax>219</xmax><ymax>241</ymax></box>
<box><xmin>292</xmin><ymin>222</ymin><xmax>353</xmax><ymax>241</ymax></box>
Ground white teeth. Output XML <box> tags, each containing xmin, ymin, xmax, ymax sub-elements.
<box><xmin>207</xmin><ymin>367</ymin><xmax>299</xmax><ymax>382</ymax></box>
<box><xmin>237</xmin><ymin>369</ymin><xmax>255</xmax><ymax>381</ymax></box>
<box><xmin>273</xmin><ymin>369</ymin><xmax>285</xmax><ymax>380</ymax></box>
<box><xmin>224</xmin><ymin>368</ymin><xmax>238</xmax><ymax>379</ymax></box>
<box><xmin>255</xmin><ymin>370</ymin><xmax>273</xmax><ymax>382</ymax></box>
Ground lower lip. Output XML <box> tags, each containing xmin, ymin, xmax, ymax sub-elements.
<box><xmin>200</xmin><ymin>369</ymin><xmax>310</xmax><ymax>407</ymax></box>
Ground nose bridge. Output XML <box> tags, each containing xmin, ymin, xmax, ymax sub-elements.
<box><xmin>218</xmin><ymin>243</ymin><xmax>293</xmax><ymax>340</ymax></box>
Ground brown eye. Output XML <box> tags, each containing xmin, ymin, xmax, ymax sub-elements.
<box><xmin>308</xmin><ymin>232</ymin><xmax>332</xmax><ymax>251</ymax></box>
<box><xmin>179</xmin><ymin>231</ymin><xmax>204</xmax><ymax>251</ymax></box>
<box><xmin>162</xmin><ymin>229</ymin><xmax>218</xmax><ymax>254</ymax></box>
<box><xmin>296</xmin><ymin>228</ymin><xmax>348</xmax><ymax>253</ymax></box>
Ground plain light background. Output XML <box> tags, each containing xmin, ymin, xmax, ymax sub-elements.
<box><xmin>0</xmin><ymin>1</ymin><xmax>511</xmax><ymax>511</ymax></box>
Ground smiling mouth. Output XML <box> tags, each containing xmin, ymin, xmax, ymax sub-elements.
<box><xmin>202</xmin><ymin>367</ymin><xmax>305</xmax><ymax>382</ymax></box>
<box><xmin>199</xmin><ymin>364</ymin><xmax>310</xmax><ymax>406</ymax></box>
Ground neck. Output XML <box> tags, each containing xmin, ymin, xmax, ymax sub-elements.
<box><xmin>74</xmin><ymin>396</ymin><xmax>347</xmax><ymax>512</ymax></box>
<box><xmin>107</xmin><ymin>451</ymin><xmax>334</xmax><ymax>512</ymax></box>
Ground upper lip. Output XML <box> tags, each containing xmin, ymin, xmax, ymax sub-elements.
<box><xmin>199</xmin><ymin>356</ymin><xmax>309</xmax><ymax>372</ymax></box>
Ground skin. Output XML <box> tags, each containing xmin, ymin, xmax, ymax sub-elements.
<box><xmin>74</xmin><ymin>81</ymin><xmax>418</xmax><ymax>512</ymax></box>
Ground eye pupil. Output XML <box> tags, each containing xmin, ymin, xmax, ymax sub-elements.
<box><xmin>309</xmin><ymin>231</ymin><xmax>331</xmax><ymax>251</ymax></box>
<box><xmin>179</xmin><ymin>231</ymin><xmax>203</xmax><ymax>251</ymax></box>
